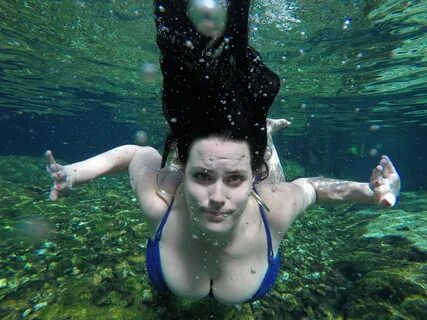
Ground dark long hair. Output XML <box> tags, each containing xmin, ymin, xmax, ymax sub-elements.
<box><xmin>154</xmin><ymin>0</ymin><xmax>280</xmax><ymax>180</ymax></box>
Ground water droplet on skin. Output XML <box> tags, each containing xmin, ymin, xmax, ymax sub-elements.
<box><xmin>195</xmin><ymin>275</ymin><xmax>200</xmax><ymax>280</ymax></box>
<box><xmin>158</xmin><ymin>5</ymin><xmax>165</xmax><ymax>12</ymax></box>
<box><xmin>170</xmin><ymin>118</ymin><xmax>177</xmax><ymax>123</ymax></box>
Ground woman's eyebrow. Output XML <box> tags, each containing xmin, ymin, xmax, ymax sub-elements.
<box><xmin>190</xmin><ymin>166</ymin><xmax>212</xmax><ymax>172</ymax></box>
<box><xmin>226</xmin><ymin>169</ymin><xmax>248</xmax><ymax>174</ymax></box>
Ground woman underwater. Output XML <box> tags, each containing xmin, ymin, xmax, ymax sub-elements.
<box><xmin>45</xmin><ymin>0</ymin><xmax>401</xmax><ymax>305</ymax></box>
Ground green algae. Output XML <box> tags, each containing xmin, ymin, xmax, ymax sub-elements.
<box><xmin>283</xmin><ymin>160</ymin><xmax>305</xmax><ymax>181</ymax></box>
<box><xmin>0</xmin><ymin>156</ymin><xmax>426</xmax><ymax>319</ymax></box>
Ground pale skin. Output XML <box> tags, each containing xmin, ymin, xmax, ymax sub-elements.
<box><xmin>45</xmin><ymin>119</ymin><xmax>400</xmax><ymax>305</ymax></box>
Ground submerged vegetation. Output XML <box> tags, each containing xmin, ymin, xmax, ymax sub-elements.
<box><xmin>1</xmin><ymin>0</ymin><xmax>426</xmax><ymax>318</ymax></box>
<box><xmin>0</xmin><ymin>156</ymin><xmax>425</xmax><ymax>319</ymax></box>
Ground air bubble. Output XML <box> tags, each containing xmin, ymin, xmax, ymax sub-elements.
<box><xmin>134</xmin><ymin>130</ymin><xmax>149</xmax><ymax>146</ymax></box>
<box><xmin>369</xmin><ymin>124</ymin><xmax>381</xmax><ymax>132</ymax></box>
<box><xmin>369</xmin><ymin>148</ymin><xmax>378</xmax><ymax>157</ymax></box>
<box><xmin>185</xmin><ymin>40</ymin><xmax>194</xmax><ymax>48</ymax></box>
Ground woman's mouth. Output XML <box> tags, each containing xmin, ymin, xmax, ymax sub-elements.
<box><xmin>202</xmin><ymin>209</ymin><xmax>231</xmax><ymax>221</ymax></box>
<box><xmin>205</xmin><ymin>210</ymin><xmax>225</xmax><ymax>216</ymax></box>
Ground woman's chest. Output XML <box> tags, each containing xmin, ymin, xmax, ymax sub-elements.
<box><xmin>158</xmin><ymin>222</ymin><xmax>277</xmax><ymax>304</ymax></box>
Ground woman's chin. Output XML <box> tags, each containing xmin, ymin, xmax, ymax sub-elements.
<box><xmin>198</xmin><ymin>214</ymin><xmax>234</xmax><ymax>235</ymax></box>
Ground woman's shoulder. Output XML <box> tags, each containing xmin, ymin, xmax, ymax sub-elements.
<box><xmin>255</xmin><ymin>181</ymin><xmax>308</xmax><ymax>233</ymax></box>
<box><xmin>256</xmin><ymin>181</ymin><xmax>303</xmax><ymax>201</ymax></box>
<box><xmin>128</xmin><ymin>147</ymin><xmax>182</xmax><ymax>224</ymax></box>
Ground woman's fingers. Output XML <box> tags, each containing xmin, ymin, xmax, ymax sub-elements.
<box><xmin>370</xmin><ymin>155</ymin><xmax>401</xmax><ymax>208</ymax></box>
<box><xmin>379</xmin><ymin>193</ymin><xmax>396</xmax><ymax>208</ymax></box>
<box><xmin>45</xmin><ymin>150</ymin><xmax>69</xmax><ymax>200</ymax></box>
<box><xmin>369</xmin><ymin>164</ymin><xmax>384</xmax><ymax>189</ymax></box>
<box><xmin>50</xmin><ymin>171</ymin><xmax>66</xmax><ymax>181</ymax></box>
<box><xmin>45</xmin><ymin>150</ymin><xmax>56</xmax><ymax>165</ymax></box>
<box><xmin>381</xmin><ymin>155</ymin><xmax>397</xmax><ymax>176</ymax></box>
<box><xmin>45</xmin><ymin>150</ymin><xmax>63</xmax><ymax>173</ymax></box>
<box><xmin>49</xmin><ymin>188</ymin><xmax>60</xmax><ymax>201</ymax></box>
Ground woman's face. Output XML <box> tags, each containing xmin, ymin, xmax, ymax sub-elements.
<box><xmin>184</xmin><ymin>136</ymin><xmax>254</xmax><ymax>235</ymax></box>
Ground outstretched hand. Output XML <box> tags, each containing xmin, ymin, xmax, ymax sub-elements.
<box><xmin>45</xmin><ymin>150</ymin><xmax>73</xmax><ymax>200</ymax></box>
<box><xmin>369</xmin><ymin>155</ymin><xmax>401</xmax><ymax>208</ymax></box>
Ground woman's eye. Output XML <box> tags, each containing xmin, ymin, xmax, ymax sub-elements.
<box><xmin>227</xmin><ymin>175</ymin><xmax>243</xmax><ymax>185</ymax></box>
<box><xmin>194</xmin><ymin>172</ymin><xmax>211</xmax><ymax>183</ymax></box>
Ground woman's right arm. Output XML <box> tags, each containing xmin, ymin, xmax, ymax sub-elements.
<box><xmin>45</xmin><ymin>145</ymin><xmax>148</xmax><ymax>200</ymax></box>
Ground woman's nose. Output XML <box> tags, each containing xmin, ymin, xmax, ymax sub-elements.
<box><xmin>208</xmin><ymin>182</ymin><xmax>226</xmax><ymax>207</ymax></box>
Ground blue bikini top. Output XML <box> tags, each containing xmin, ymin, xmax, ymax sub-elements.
<box><xmin>145</xmin><ymin>197</ymin><xmax>281</xmax><ymax>302</ymax></box>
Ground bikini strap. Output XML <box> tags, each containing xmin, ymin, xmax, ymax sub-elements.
<box><xmin>253</xmin><ymin>187</ymin><xmax>275</xmax><ymax>264</ymax></box>
<box><xmin>155</xmin><ymin>197</ymin><xmax>175</xmax><ymax>242</ymax></box>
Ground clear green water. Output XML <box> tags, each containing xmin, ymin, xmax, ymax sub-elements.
<box><xmin>0</xmin><ymin>0</ymin><xmax>426</xmax><ymax>319</ymax></box>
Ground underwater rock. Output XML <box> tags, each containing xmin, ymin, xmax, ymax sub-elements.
<box><xmin>142</xmin><ymin>289</ymin><xmax>153</xmax><ymax>303</ymax></box>
<box><xmin>363</xmin><ymin>209</ymin><xmax>427</xmax><ymax>254</ymax></box>
<box><xmin>22</xmin><ymin>308</ymin><xmax>32</xmax><ymax>317</ymax></box>
<box><xmin>33</xmin><ymin>301</ymin><xmax>48</xmax><ymax>311</ymax></box>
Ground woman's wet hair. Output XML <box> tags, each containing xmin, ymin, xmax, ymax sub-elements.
<box><xmin>154</xmin><ymin>0</ymin><xmax>280</xmax><ymax>182</ymax></box>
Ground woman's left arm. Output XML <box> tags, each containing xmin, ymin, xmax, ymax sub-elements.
<box><xmin>293</xmin><ymin>155</ymin><xmax>401</xmax><ymax>208</ymax></box>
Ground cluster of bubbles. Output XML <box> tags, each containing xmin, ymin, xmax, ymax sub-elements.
<box><xmin>368</xmin><ymin>122</ymin><xmax>382</xmax><ymax>157</ymax></box>
<box><xmin>342</xmin><ymin>17</ymin><xmax>352</xmax><ymax>30</ymax></box>
<box><xmin>250</xmin><ymin>0</ymin><xmax>301</xmax><ymax>33</ymax></box>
